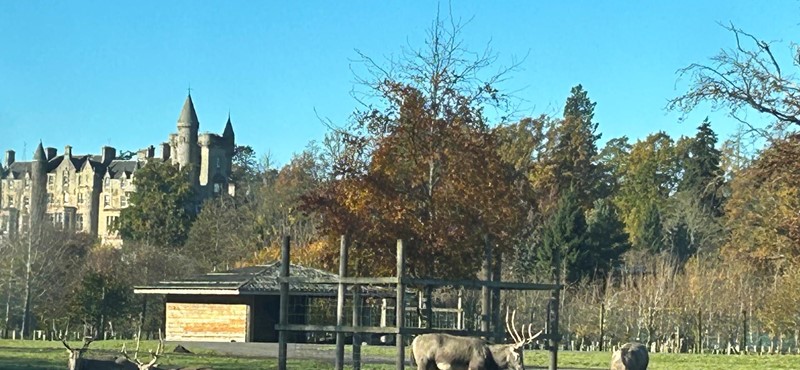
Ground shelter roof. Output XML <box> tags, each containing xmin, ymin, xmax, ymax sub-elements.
<box><xmin>134</xmin><ymin>262</ymin><xmax>396</xmax><ymax>297</ymax></box>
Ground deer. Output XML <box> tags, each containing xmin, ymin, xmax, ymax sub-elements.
<box><xmin>62</xmin><ymin>336</ymin><xmax>136</xmax><ymax>370</ymax></box>
<box><xmin>610</xmin><ymin>342</ymin><xmax>649</xmax><ymax>370</ymax></box>
<box><xmin>410</xmin><ymin>309</ymin><xmax>543</xmax><ymax>370</ymax></box>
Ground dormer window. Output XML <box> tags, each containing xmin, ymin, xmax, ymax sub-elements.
<box><xmin>62</xmin><ymin>171</ymin><xmax>69</xmax><ymax>186</ymax></box>
<box><xmin>48</xmin><ymin>174</ymin><xmax>54</xmax><ymax>187</ymax></box>
<box><xmin>104</xmin><ymin>177</ymin><xmax>110</xmax><ymax>188</ymax></box>
<box><xmin>8</xmin><ymin>180</ymin><xmax>13</xmax><ymax>189</ymax></box>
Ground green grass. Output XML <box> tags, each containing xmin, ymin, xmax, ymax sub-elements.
<box><xmin>1</xmin><ymin>339</ymin><xmax>800</xmax><ymax>369</ymax></box>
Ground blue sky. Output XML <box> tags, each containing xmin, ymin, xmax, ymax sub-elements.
<box><xmin>1</xmin><ymin>1</ymin><xmax>797</xmax><ymax>166</ymax></box>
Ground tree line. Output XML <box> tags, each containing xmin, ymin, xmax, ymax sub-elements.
<box><xmin>2</xmin><ymin>17</ymin><xmax>799</xmax><ymax>348</ymax></box>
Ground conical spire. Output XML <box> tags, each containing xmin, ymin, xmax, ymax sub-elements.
<box><xmin>33</xmin><ymin>141</ymin><xmax>46</xmax><ymax>162</ymax></box>
<box><xmin>223</xmin><ymin>112</ymin><xmax>234</xmax><ymax>139</ymax></box>
<box><xmin>177</xmin><ymin>94</ymin><xmax>199</xmax><ymax>128</ymax></box>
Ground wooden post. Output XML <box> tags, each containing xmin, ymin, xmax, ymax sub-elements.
<box><xmin>599</xmin><ymin>302</ymin><xmax>605</xmax><ymax>352</ymax></box>
<box><xmin>481</xmin><ymin>235</ymin><xmax>492</xmax><ymax>337</ymax></box>
<box><xmin>278</xmin><ymin>236</ymin><xmax>290</xmax><ymax>370</ymax></box>
<box><xmin>396</xmin><ymin>239</ymin><xmax>406</xmax><ymax>370</ymax></box>
<box><xmin>697</xmin><ymin>308</ymin><xmax>703</xmax><ymax>354</ymax></box>
<box><xmin>352</xmin><ymin>283</ymin><xmax>362</xmax><ymax>370</ymax></box>
<box><xmin>456</xmin><ymin>289</ymin><xmax>464</xmax><ymax>330</ymax></box>
<box><xmin>491</xmin><ymin>251</ymin><xmax>502</xmax><ymax>343</ymax></box>
<box><xmin>424</xmin><ymin>286</ymin><xmax>433</xmax><ymax>329</ymax></box>
<box><xmin>549</xmin><ymin>247</ymin><xmax>560</xmax><ymax>370</ymax></box>
<box><xmin>335</xmin><ymin>235</ymin><xmax>349</xmax><ymax>370</ymax></box>
<box><xmin>742</xmin><ymin>309</ymin><xmax>748</xmax><ymax>354</ymax></box>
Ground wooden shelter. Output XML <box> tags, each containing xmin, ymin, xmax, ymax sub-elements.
<box><xmin>134</xmin><ymin>262</ymin><xmax>393</xmax><ymax>343</ymax></box>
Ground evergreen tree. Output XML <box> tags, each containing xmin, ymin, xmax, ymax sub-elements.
<box><xmin>537</xmin><ymin>187</ymin><xmax>590</xmax><ymax>283</ymax></box>
<box><xmin>546</xmin><ymin>85</ymin><xmax>603</xmax><ymax>209</ymax></box>
<box><xmin>586</xmin><ymin>198</ymin><xmax>631</xmax><ymax>278</ymax></box>
<box><xmin>679</xmin><ymin>119</ymin><xmax>725</xmax><ymax>216</ymax></box>
<box><xmin>636</xmin><ymin>201</ymin><xmax>666</xmax><ymax>253</ymax></box>
<box><xmin>116</xmin><ymin>161</ymin><xmax>195</xmax><ymax>248</ymax></box>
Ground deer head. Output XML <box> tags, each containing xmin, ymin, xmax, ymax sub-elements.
<box><xmin>62</xmin><ymin>336</ymin><xmax>94</xmax><ymax>370</ymax></box>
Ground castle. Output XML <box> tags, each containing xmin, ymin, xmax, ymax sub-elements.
<box><xmin>0</xmin><ymin>94</ymin><xmax>235</xmax><ymax>245</ymax></box>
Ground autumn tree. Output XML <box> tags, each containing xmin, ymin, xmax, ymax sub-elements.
<box><xmin>307</xmin><ymin>14</ymin><xmax>525</xmax><ymax>278</ymax></box>
<box><xmin>184</xmin><ymin>194</ymin><xmax>260</xmax><ymax>271</ymax></box>
<box><xmin>117</xmin><ymin>161</ymin><xmax>195</xmax><ymax>248</ymax></box>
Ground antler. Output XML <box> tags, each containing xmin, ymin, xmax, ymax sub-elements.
<box><xmin>505</xmin><ymin>308</ymin><xmax>544</xmax><ymax>349</ymax></box>
<box><xmin>121</xmin><ymin>329</ymin><xmax>164</xmax><ymax>370</ymax></box>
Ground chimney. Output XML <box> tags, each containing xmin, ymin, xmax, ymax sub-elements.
<box><xmin>160</xmin><ymin>143</ymin><xmax>171</xmax><ymax>160</ymax></box>
<box><xmin>45</xmin><ymin>147</ymin><xmax>57</xmax><ymax>160</ymax></box>
<box><xmin>64</xmin><ymin>145</ymin><xmax>72</xmax><ymax>158</ymax></box>
<box><xmin>147</xmin><ymin>145</ymin><xmax>155</xmax><ymax>158</ymax></box>
<box><xmin>101</xmin><ymin>146</ymin><xmax>116</xmax><ymax>165</ymax></box>
<box><xmin>5</xmin><ymin>150</ymin><xmax>14</xmax><ymax>167</ymax></box>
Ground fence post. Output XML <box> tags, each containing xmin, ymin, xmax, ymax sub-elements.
<box><xmin>353</xmin><ymin>282</ymin><xmax>362</xmax><ymax>370</ymax></box>
<box><xmin>491</xmin><ymin>250</ymin><xmax>502</xmax><ymax>343</ymax></box>
<box><xmin>481</xmin><ymin>235</ymin><xmax>492</xmax><ymax>337</ymax></box>
<box><xmin>396</xmin><ymin>239</ymin><xmax>406</xmax><ymax>370</ymax></box>
<box><xmin>549</xmin><ymin>247</ymin><xmax>560</xmax><ymax>370</ymax></box>
<box><xmin>742</xmin><ymin>309</ymin><xmax>748</xmax><ymax>354</ymax></box>
<box><xmin>335</xmin><ymin>235</ymin><xmax>349</xmax><ymax>370</ymax></box>
<box><xmin>278</xmin><ymin>236</ymin><xmax>290</xmax><ymax>370</ymax></box>
<box><xmin>599</xmin><ymin>302</ymin><xmax>605</xmax><ymax>352</ymax></box>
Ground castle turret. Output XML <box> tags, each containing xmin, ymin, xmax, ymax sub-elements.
<box><xmin>223</xmin><ymin>113</ymin><xmax>235</xmax><ymax>156</ymax></box>
<box><xmin>30</xmin><ymin>142</ymin><xmax>48</xmax><ymax>227</ymax></box>
<box><xmin>176</xmin><ymin>94</ymin><xmax>200</xmax><ymax>176</ymax></box>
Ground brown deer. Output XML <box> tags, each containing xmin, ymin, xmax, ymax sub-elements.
<box><xmin>610</xmin><ymin>342</ymin><xmax>649</xmax><ymax>370</ymax></box>
<box><xmin>62</xmin><ymin>336</ymin><xmax>136</xmax><ymax>370</ymax></box>
<box><xmin>411</xmin><ymin>309</ymin><xmax>543</xmax><ymax>370</ymax></box>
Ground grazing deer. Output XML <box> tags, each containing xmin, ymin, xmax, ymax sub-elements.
<box><xmin>411</xmin><ymin>309</ymin><xmax>543</xmax><ymax>370</ymax></box>
<box><xmin>610</xmin><ymin>342</ymin><xmax>649</xmax><ymax>370</ymax></box>
<box><xmin>62</xmin><ymin>336</ymin><xmax>136</xmax><ymax>370</ymax></box>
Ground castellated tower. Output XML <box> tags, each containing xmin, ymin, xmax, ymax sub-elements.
<box><xmin>175</xmin><ymin>94</ymin><xmax>200</xmax><ymax>184</ymax></box>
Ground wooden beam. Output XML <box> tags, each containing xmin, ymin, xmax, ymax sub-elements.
<box><xmin>278</xmin><ymin>236</ymin><xmax>290</xmax><ymax>370</ymax></box>
<box><xmin>335</xmin><ymin>235</ymin><xmax>348</xmax><ymax>370</ymax></box>
<box><xmin>396</xmin><ymin>239</ymin><xmax>405</xmax><ymax>370</ymax></box>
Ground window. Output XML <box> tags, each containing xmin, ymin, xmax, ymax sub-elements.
<box><xmin>120</xmin><ymin>195</ymin><xmax>128</xmax><ymax>208</ymax></box>
<box><xmin>77</xmin><ymin>192</ymin><xmax>84</xmax><ymax>204</ymax></box>
<box><xmin>53</xmin><ymin>213</ymin><xmax>63</xmax><ymax>228</ymax></box>
<box><xmin>63</xmin><ymin>192</ymin><xmax>70</xmax><ymax>204</ymax></box>
<box><xmin>8</xmin><ymin>180</ymin><xmax>13</xmax><ymax>189</ymax></box>
<box><xmin>24</xmin><ymin>178</ymin><xmax>29</xmax><ymax>189</ymax></box>
<box><xmin>106</xmin><ymin>216</ymin><xmax>118</xmax><ymax>231</ymax></box>
<box><xmin>47</xmin><ymin>193</ymin><xmax>53</xmax><ymax>204</ymax></box>
<box><xmin>121</xmin><ymin>178</ymin><xmax>127</xmax><ymax>188</ymax></box>
<box><xmin>216</xmin><ymin>157</ymin><xmax>221</xmax><ymax>169</ymax></box>
<box><xmin>6</xmin><ymin>196</ymin><xmax>12</xmax><ymax>207</ymax></box>
<box><xmin>22</xmin><ymin>196</ymin><xmax>29</xmax><ymax>210</ymax></box>
<box><xmin>77</xmin><ymin>175</ymin><xmax>82</xmax><ymax>186</ymax></box>
<box><xmin>47</xmin><ymin>174</ymin><xmax>54</xmax><ymax>187</ymax></box>
<box><xmin>76</xmin><ymin>214</ymin><xmax>84</xmax><ymax>231</ymax></box>
<box><xmin>104</xmin><ymin>177</ymin><xmax>110</xmax><ymax>188</ymax></box>
<box><xmin>104</xmin><ymin>195</ymin><xmax>111</xmax><ymax>208</ymax></box>
<box><xmin>213</xmin><ymin>183</ymin><xmax>222</xmax><ymax>194</ymax></box>
<box><xmin>62</xmin><ymin>171</ymin><xmax>69</xmax><ymax>186</ymax></box>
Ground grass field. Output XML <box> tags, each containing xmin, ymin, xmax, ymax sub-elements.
<box><xmin>1</xmin><ymin>339</ymin><xmax>799</xmax><ymax>369</ymax></box>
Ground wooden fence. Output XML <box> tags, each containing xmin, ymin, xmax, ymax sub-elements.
<box><xmin>274</xmin><ymin>236</ymin><xmax>563</xmax><ymax>370</ymax></box>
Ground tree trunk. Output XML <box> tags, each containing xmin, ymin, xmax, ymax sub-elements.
<box><xmin>3</xmin><ymin>255</ymin><xmax>15</xmax><ymax>339</ymax></box>
<box><xmin>20</xmin><ymin>235</ymin><xmax>33</xmax><ymax>339</ymax></box>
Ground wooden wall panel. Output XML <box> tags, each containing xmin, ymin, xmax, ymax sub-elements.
<box><xmin>166</xmin><ymin>302</ymin><xmax>249</xmax><ymax>342</ymax></box>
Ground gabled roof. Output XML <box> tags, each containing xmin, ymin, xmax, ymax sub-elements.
<box><xmin>107</xmin><ymin>160</ymin><xmax>139</xmax><ymax>179</ymax></box>
<box><xmin>4</xmin><ymin>162</ymin><xmax>31</xmax><ymax>179</ymax></box>
<box><xmin>134</xmin><ymin>262</ymin><xmax>395</xmax><ymax>297</ymax></box>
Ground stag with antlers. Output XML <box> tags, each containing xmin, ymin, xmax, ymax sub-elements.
<box><xmin>62</xmin><ymin>336</ymin><xmax>136</xmax><ymax>370</ymax></box>
<box><xmin>411</xmin><ymin>309</ymin><xmax>543</xmax><ymax>370</ymax></box>
<box><xmin>120</xmin><ymin>330</ymin><xmax>165</xmax><ymax>370</ymax></box>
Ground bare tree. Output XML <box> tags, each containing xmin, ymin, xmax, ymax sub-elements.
<box><xmin>669</xmin><ymin>23</ymin><xmax>800</xmax><ymax>135</ymax></box>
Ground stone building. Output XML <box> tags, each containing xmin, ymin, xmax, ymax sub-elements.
<box><xmin>0</xmin><ymin>94</ymin><xmax>235</xmax><ymax>246</ymax></box>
